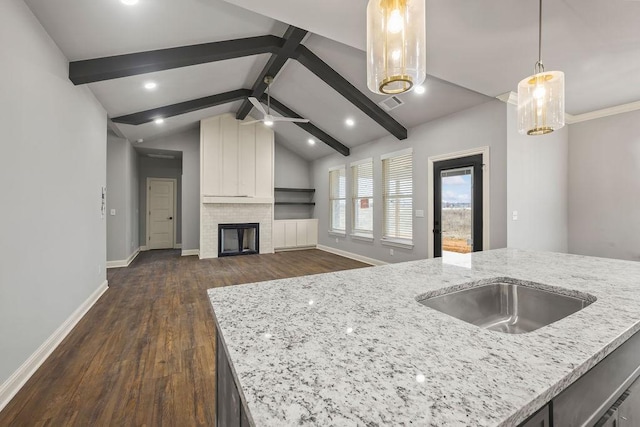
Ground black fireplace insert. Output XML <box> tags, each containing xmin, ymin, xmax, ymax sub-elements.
<box><xmin>218</xmin><ymin>223</ymin><xmax>260</xmax><ymax>257</ymax></box>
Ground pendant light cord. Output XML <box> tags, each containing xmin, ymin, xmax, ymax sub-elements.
<box><xmin>535</xmin><ymin>0</ymin><xmax>544</xmax><ymax>74</ymax></box>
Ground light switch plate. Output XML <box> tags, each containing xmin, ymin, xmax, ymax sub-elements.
<box><xmin>415</xmin><ymin>210</ymin><xmax>424</xmax><ymax>218</ymax></box>
<box><xmin>512</xmin><ymin>210</ymin><xmax>518</xmax><ymax>221</ymax></box>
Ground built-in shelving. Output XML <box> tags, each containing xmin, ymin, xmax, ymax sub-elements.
<box><xmin>274</xmin><ymin>188</ymin><xmax>316</xmax><ymax>193</ymax></box>
<box><xmin>274</xmin><ymin>187</ymin><xmax>316</xmax><ymax>219</ymax></box>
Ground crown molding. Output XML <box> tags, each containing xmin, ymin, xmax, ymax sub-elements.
<box><xmin>496</xmin><ymin>91</ymin><xmax>640</xmax><ymax>124</ymax></box>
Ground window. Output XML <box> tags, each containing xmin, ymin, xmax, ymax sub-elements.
<box><xmin>351</xmin><ymin>159</ymin><xmax>374</xmax><ymax>237</ymax></box>
<box><xmin>329</xmin><ymin>166</ymin><xmax>346</xmax><ymax>233</ymax></box>
<box><xmin>382</xmin><ymin>149</ymin><xmax>413</xmax><ymax>243</ymax></box>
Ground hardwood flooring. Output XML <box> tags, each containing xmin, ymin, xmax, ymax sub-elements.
<box><xmin>0</xmin><ymin>249</ymin><xmax>368</xmax><ymax>426</ymax></box>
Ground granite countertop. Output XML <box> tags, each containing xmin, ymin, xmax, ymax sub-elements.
<box><xmin>207</xmin><ymin>249</ymin><xmax>640</xmax><ymax>426</ymax></box>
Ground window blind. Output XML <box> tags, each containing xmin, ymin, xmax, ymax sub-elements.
<box><xmin>383</xmin><ymin>152</ymin><xmax>413</xmax><ymax>240</ymax></box>
<box><xmin>329</xmin><ymin>167</ymin><xmax>346</xmax><ymax>232</ymax></box>
<box><xmin>352</xmin><ymin>160</ymin><xmax>374</xmax><ymax>234</ymax></box>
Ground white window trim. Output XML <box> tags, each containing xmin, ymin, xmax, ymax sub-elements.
<box><xmin>349</xmin><ymin>157</ymin><xmax>373</xmax><ymax>167</ymax></box>
<box><xmin>381</xmin><ymin>147</ymin><xmax>412</xmax><ymax>161</ymax></box>
<box><xmin>350</xmin><ymin>232</ymin><xmax>374</xmax><ymax>242</ymax></box>
<box><xmin>381</xmin><ymin>237</ymin><xmax>414</xmax><ymax>249</ymax></box>
<box><xmin>427</xmin><ymin>146</ymin><xmax>491</xmax><ymax>259</ymax></box>
<box><xmin>329</xmin><ymin>165</ymin><xmax>346</xmax><ymax>234</ymax></box>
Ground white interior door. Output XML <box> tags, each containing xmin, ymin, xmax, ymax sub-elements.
<box><xmin>147</xmin><ymin>178</ymin><xmax>175</xmax><ymax>250</ymax></box>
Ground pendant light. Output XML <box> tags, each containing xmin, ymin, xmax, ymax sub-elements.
<box><xmin>517</xmin><ymin>0</ymin><xmax>565</xmax><ymax>135</ymax></box>
<box><xmin>367</xmin><ymin>0</ymin><xmax>426</xmax><ymax>95</ymax></box>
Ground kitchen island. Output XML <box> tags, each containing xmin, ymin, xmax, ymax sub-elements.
<box><xmin>207</xmin><ymin>249</ymin><xmax>640</xmax><ymax>426</ymax></box>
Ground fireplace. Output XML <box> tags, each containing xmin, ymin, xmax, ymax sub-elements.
<box><xmin>218</xmin><ymin>223</ymin><xmax>260</xmax><ymax>257</ymax></box>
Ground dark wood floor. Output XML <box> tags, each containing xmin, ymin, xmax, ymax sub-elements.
<box><xmin>0</xmin><ymin>249</ymin><xmax>368</xmax><ymax>426</ymax></box>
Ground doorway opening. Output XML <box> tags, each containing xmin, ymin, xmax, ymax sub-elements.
<box><xmin>428</xmin><ymin>148</ymin><xmax>490</xmax><ymax>259</ymax></box>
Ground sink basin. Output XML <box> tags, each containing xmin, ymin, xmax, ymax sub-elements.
<box><xmin>417</xmin><ymin>279</ymin><xmax>595</xmax><ymax>334</ymax></box>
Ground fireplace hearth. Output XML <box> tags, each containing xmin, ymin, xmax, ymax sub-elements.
<box><xmin>218</xmin><ymin>223</ymin><xmax>260</xmax><ymax>257</ymax></box>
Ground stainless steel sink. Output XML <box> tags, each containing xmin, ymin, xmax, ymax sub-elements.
<box><xmin>417</xmin><ymin>280</ymin><xmax>595</xmax><ymax>334</ymax></box>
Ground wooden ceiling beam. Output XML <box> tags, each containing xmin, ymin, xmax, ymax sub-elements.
<box><xmin>293</xmin><ymin>45</ymin><xmax>407</xmax><ymax>140</ymax></box>
<box><xmin>262</xmin><ymin>95</ymin><xmax>350</xmax><ymax>156</ymax></box>
<box><xmin>69</xmin><ymin>36</ymin><xmax>283</xmax><ymax>85</ymax></box>
<box><xmin>111</xmin><ymin>89</ymin><xmax>251</xmax><ymax>125</ymax></box>
<box><xmin>236</xmin><ymin>26</ymin><xmax>308</xmax><ymax>120</ymax></box>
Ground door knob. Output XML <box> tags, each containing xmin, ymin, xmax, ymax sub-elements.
<box><xmin>168</xmin><ymin>217</ymin><xmax>173</xmax><ymax>220</ymax></box>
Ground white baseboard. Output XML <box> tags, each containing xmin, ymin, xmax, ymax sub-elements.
<box><xmin>140</xmin><ymin>245</ymin><xmax>148</xmax><ymax>251</ymax></box>
<box><xmin>182</xmin><ymin>249</ymin><xmax>200</xmax><ymax>257</ymax></box>
<box><xmin>106</xmin><ymin>247</ymin><xmax>140</xmax><ymax>269</ymax></box>
<box><xmin>317</xmin><ymin>245</ymin><xmax>387</xmax><ymax>266</ymax></box>
<box><xmin>0</xmin><ymin>279</ymin><xmax>109</xmax><ymax>412</ymax></box>
<box><xmin>274</xmin><ymin>245</ymin><xmax>317</xmax><ymax>252</ymax></box>
<box><xmin>174</xmin><ymin>243</ymin><xmax>182</xmax><ymax>249</ymax></box>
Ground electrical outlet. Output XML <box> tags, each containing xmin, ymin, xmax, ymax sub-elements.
<box><xmin>390</xmin><ymin>248</ymin><xmax>394</xmax><ymax>256</ymax></box>
<box><xmin>335</xmin><ymin>237</ymin><xmax>339</xmax><ymax>243</ymax></box>
<box><xmin>512</xmin><ymin>210</ymin><xmax>519</xmax><ymax>221</ymax></box>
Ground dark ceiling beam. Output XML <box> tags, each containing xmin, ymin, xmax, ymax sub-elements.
<box><xmin>236</xmin><ymin>26</ymin><xmax>308</xmax><ymax>120</ymax></box>
<box><xmin>111</xmin><ymin>89</ymin><xmax>251</xmax><ymax>125</ymax></box>
<box><xmin>261</xmin><ymin>95</ymin><xmax>350</xmax><ymax>157</ymax></box>
<box><xmin>69</xmin><ymin>36</ymin><xmax>283</xmax><ymax>85</ymax></box>
<box><xmin>293</xmin><ymin>45</ymin><xmax>408</xmax><ymax>140</ymax></box>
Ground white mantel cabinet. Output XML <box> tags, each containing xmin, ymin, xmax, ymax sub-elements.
<box><xmin>201</xmin><ymin>114</ymin><xmax>274</xmax><ymax>200</ymax></box>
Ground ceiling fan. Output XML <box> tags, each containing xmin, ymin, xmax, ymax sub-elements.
<box><xmin>242</xmin><ymin>76</ymin><xmax>310</xmax><ymax>127</ymax></box>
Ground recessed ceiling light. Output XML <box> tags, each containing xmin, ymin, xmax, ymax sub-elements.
<box><xmin>120</xmin><ymin>0</ymin><xmax>138</xmax><ymax>5</ymax></box>
<box><xmin>144</xmin><ymin>82</ymin><xmax>157</xmax><ymax>90</ymax></box>
<box><xmin>154</xmin><ymin>118</ymin><xmax>164</xmax><ymax>125</ymax></box>
<box><xmin>308</xmin><ymin>138</ymin><xmax>316</xmax><ymax>145</ymax></box>
<box><xmin>345</xmin><ymin>118</ymin><xmax>355</xmax><ymax>127</ymax></box>
<box><xmin>414</xmin><ymin>85</ymin><xmax>426</xmax><ymax>95</ymax></box>
<box><xmin>136</xmin><ymin>138</ymin><xmax>144</xmax><ymax>143</ymax></box>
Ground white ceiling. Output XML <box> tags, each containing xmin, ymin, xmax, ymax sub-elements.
<box><xmin>223</xmin><ymin>0</ymin><xmax>640</xmax><ymax>115</ymax></box>
<box><xmin>29</xmin><ymin>0</ymin><xmax>640</xmax><ymax>161</ymax></box>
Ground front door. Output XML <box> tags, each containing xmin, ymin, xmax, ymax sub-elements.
<box><xmin>147</xmin><ymin>178</ymin><xmax>175</xmax><ymax>250</ymax></box>
<box><xmin>433</xmin><ymin>155</ymin><xmax>483</xmax><ymax>258</ymax></box>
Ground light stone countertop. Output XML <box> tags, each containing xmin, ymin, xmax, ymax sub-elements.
<box><xmin>207</xmin><ymin>248</ymin><xmax>640</xmax><ymax>426</ymax></box>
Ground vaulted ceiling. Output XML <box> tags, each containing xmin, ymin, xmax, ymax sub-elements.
<box><xmin>24</xmin><ymin>0</ymin><xmax>640</xmax><ymax>160</ymax></box>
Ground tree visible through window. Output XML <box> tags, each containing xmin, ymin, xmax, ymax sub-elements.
<box><xmin>329</xmin><ymin>166</ymin><xmax>346</xmax><ymax>232</ymax></box>
<box><xmin>383</xmin><ymin>150</ymin><xmax>413</xmax><ymax>241</ymax></box>
<box><xmin>351</xmin><ymin>159</ymin><xmax>373</xmax><ymax>236</ymax></box>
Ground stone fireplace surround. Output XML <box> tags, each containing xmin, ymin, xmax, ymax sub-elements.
<box><xmin>200</xmin><ymin>203</ymin><xmax>273</xmax><ymax>259</ymax></box>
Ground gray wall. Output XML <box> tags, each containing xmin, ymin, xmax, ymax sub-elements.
<box><xmin>568</xmin><ymin>110</ymin><xmax>640</xmax><ymax>261</ymax></box>
<box><xmin>0</xmin><ymin>0</ymin><xmax>107</xmax><ymax>385</ymax></box>
<box><xmin>274</xmin><ymin>142</ymin><xmax>314</xmax><ymax>220</ymax></box>
<box><xmin>107</xmin><ymin>133</ymin><xmax>139</xmax><ymax>262</ymax></box>
<box><xmin>136</xmin><ymin>128</ymin><xmax>200</xmax><ymax>251</ymax></box>
<box><xmin>275</xmin><ymin>142</ymin><xmax>312</xmax><ymax>188</ymax></box>
<box><xmin>312</xmin><ymin>100</ymin><xmax>508</xmax><ymax>263</ymax></box>
<box><xmin>507</xmin><ymin>104</ymin><xmax>569</xmax><ymax>253</ymax></box>
<box><xmin>138</xmin><ymin>157</ymin><xmax>183</xmax><ymax>246</ymax></box>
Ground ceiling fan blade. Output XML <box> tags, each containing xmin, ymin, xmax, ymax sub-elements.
<box><xmin>240</xmin><ymin>120</ymin><xmax>261</xmax><ymax>126</ymax></box>
<box><xmin>272</xmin><ymin>117</ymin><xmax>310</xmax><ymax>123</ymax></box>
<box><xmin>248</xmin><ymin>97</ymin><xmax>267</xmax><ymax>116</ymax></box>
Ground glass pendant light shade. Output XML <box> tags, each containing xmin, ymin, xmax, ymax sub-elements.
<box><xmin>367</xmin><ymin>0</ymin><xmax>426</xmax><ymax>95</ymax></box>
<box><xmin>517</xmin><ymin>69</ymin><xmax>565</xmax><ymax>135</ymax></box>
